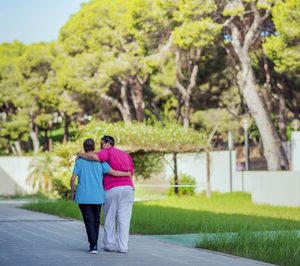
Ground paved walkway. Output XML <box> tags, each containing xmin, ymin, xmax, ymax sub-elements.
<box><xmin>0</xmin><ymin>203</ymin><xmax>276</xmax><ymax>266</ymax></box>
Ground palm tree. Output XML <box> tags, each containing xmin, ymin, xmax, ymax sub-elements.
<box><xmin>27</xmin><ymin>152</ymin><xmax>56</xmax><ymax>193</ymax></box>
<box><xmin>52</xmin><ymin>142</ymin><xmax>78</xmax><ymax>169</ymax></box>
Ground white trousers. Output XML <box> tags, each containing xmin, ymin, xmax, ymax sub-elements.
<box><xmin>103</xmin><ymin>186</ymin><xmax>134</xmax><ymax>252</ymax></box>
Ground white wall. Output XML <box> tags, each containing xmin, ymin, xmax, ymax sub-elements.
<box><xmin>1</xmin><ymin>155</ymin><xmax>300</xmax><ymax>207</ymax></box>
<box><xmin>162</xmin><ymin>151</ymin><xmax>300</xmax><ymax>207</ymax></box>
<box><xmin>0</xmin><ymin>156</ymin><xmax>35</xmax><ymax>195</ymax></box>
<box><xmin>246</xmin><ymin>171</ymin><xmax>300</xmax><ymax>207</ymax></box>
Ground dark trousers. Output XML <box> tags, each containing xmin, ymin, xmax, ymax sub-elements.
<box><xmin>79</xmin><ymin>204</ymin><xmax>101</xmax><ymax>248</ymax></box>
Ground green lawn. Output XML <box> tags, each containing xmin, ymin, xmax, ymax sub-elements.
<box><xmin>23</xmin><ymin>192</ymin><xmax>300</xmax><ymax>234</ymax></box>
<box><xmin>23</xmin><ymin>192</ymin><xmax>300</xmax><ymax>266</ymax></box>
<box><xmin>131</xmin><ymin>192</ymin><xmax>300</xmax><ymax>234</ymax></box>
<box><xmin>197</xmin><ymin>231</ymin><xmax>300</xmax><ymax>266</ymax></box>
<box><xmin>39</xmin><ymin>126</ymin><xmax>78</xmax><ymax>143</ymax></box>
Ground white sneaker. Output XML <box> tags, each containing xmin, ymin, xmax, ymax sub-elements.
<box><xmin>117</xmin><ymin>250</ymin><xmax>128</xmax><ymax>254</ymax></box>
<box><xmin>103</xmin><ymin>247</ymin><xmax>115</xmax><ymax>252</ymax></box>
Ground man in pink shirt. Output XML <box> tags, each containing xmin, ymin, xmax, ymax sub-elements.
<box><xmin>78</xmin><ymin>135</ymin><xmax>135</xmax><ymax>253</ymax></box>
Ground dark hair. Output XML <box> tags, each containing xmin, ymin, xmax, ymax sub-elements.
<box><xmin>83</xmin><ymin>138</ymin><xmax>95</xmax><ymax>152</ymax></box>
<box><xmin>101</xmin><ymin>135</ymin><xmax>115</xmax><ymax>146</ymax></box>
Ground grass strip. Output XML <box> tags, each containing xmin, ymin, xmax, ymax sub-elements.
<box><xmin>197</xmin><ymin>231</ymin><xmax>300</xmax><ymax>266</ymax></box>
<box><xmin>23</xmin><ymin>193</ymin><xmax>300</xmax><ymax>235</ymax></box>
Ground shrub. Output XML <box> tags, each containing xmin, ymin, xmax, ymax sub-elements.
<box><xmin>52</xmin><ymin>178</ymin><xmax>71</xmax><ymax>199</ymax></box>
<box><xmin>132</xmin><ymin>152</ymin><xmax>164</xmax><ymax>180</ymax></box>
<box><xmin>168</xmin><ymin>174</ymin><xmax>196</xmax><ymax>196</ymax></box>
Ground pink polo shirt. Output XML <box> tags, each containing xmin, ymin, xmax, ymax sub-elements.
<box><xmin>96</xmin><ymin>147</ymin><xmax>134</xmax><ymax>190</ymax></box>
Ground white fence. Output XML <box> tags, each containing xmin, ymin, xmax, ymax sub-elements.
<box><xmin>0</xmin><ymin>153</ymin><xmax>300</xmax><ymax>207</ymax></box>
<box><xmin>163</xmin><ymin>151</ymin><xmax>300</xmax><ymax>207</ymax></box>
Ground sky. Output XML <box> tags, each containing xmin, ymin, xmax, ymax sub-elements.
<box><xmin>0</xmin><ymin>0</ymin><xmax>89</xmax><ymax>44</ymax></box>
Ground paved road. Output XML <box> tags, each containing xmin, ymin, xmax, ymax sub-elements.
<box><xmin>0</xmin><ymin>203</ymin><xmax>276</xmax><ymax>266</ymax></box>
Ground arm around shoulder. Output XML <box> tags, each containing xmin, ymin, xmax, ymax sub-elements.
<box><xmin>78</xmin><ymin>152</ymin><xmax>99</xmax><ymax>161</ymax></box>
<box><xmin>108</xmin><ymin>168</ymin><xmax>131</xmax><ymax>177</ymax></box>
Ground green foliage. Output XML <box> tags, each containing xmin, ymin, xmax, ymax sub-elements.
<box><xmin>174</xmin><ymin>0</ymin><xmax>217</xmax><ymax>20</ymax></box>
<box><xmin>173</xmin><ymin>18</ymin><xmax>221</xmax><ymax>49</ymax></box>
<box><xmin>1</xmin><ymin>0</ymin><xmax>299</xmax><ymax>156</ymax></box>
<box><xmin>168</xmin><ymin>174</ymin><xmax>196</xmax><ymax>196</ymax></box>
<box><xmin>0</xmin><ymin>112</ymin><xmax>30</xmax><ymax>141</ymax></box>
<box><xmin>0</xmin><ymin>42</ymin><xmax>30</xmax><ymax>152</ymax></box>
<box><xmin>35</xmin><ymin>113</ymin><xmax>54</xmax><ymax>129</ymax></box>
<box><xmin>223</xmin><ymin>1</ymin><xmax>245</xmax><ymax>17</ymax></box>
<box><xmin>27</xmin><ymin>142</ymin><xmax>79</xmax><ymax>196</ymax></box>
<box><xmin>53</xmin><ymin>142</ymin><xmax>79</xmax><ymax>168</ymax></box>
<box><xmin>131</xmin><ymin>152</ymin><xmax>164</xmax><ymax>179</ymax></box>
<box><xmin>264</xmin><ymin>0</ymin><xmax>300</xmax><ymax>73</ymax></box>
<box><xmin>0</xmin><ymin>42</ymin><xmax>25</xmax><ymax>104</ymax></box>
<box><xmin>190</xmin><ymin>108</ymin><xmax>240</xmax><ymax>140</ymax></box>
<box><xmin>51</xmin><ymin>142</ymin><xmax>79</xmax><ymax>198</ymax></box>
<box><xmin>52</xmin><ymin>178</ymin><xmax>71</xmax><ymax>199</ymax></box>
<box><xmin>78</xmin><ymin>120</ymin><xmax>207</xmax><ymax>152</ymax></box>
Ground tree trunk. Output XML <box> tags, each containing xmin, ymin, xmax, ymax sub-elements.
<box><xmin>276</xmin><ymin>83</ymin><xmax>290</xmax><ymax>169</ymax></box>
<box><xmin>173</xmin><ymin>152</ymin><xmax>179</xmax><ymax>195</ymax></box>
<box><xmin>49</xmin><ymin>129</ymin><xmax>53</xmax><ymax>151</ymax></box>
<box><xmin>14</xmin><ymin>141</ymin><xmax>23</xmax><ymax>156</ymax></box>
<box><xmin>261</xmin><ymin>56</ymin><xmax>273</xmax><ymax>113</ymax></box>
<box><xmin>10</xmin><ymin>145</ymin><xmax>17</xmax><ymax>155</ymax></box>
<box><xmin>228</xmin><ymin>10</ymin><xmax>282</xmax><ymax>170</ymax></box>
<box><xmin>119</xmin><ymin>80</ymin><xmax>132</xmax><ymax>123</ymax></box>
<box><xmin>205</xmin><ymin>148</ymin><xmax>211</xmax><ymax>198</ymax></box>
<box><xmin>240</xmin><ymin>58</ymin><xmax>281</xmax><ymax>170</ymax></box>
<box><xmin>30</xmin><ymin>127</ymin><xmax>40</xmax><ymax>155</ymax></box>
<box><xmin>100</xmin><ymin>94</ymin><xmax>132</xmax><ymax>124</ymax></box>
<box><xmin>223</xmin><ymin>45</ymin><xmax>247</xmax><ymax>114</ymax></box>
<box><xmin>44</xmin><ymin>129</ymin><xmax>49</xmax><ymax>151</ymax></box>
<box><xmin>176</xmin><ymin>49</ymin><xmax>201</xmax><ymax>128</ymax></box>
<box><xmin>276</xmin><ymin>80</ymin><xmax>289</xmax><ymax>142</ymax></box>
<box><xmin>130</xmin><ymin>77</ymin><xmax>146</xmax><ymax>122</ymax></box>
<box><xmin>278</xmin><ymin>95</ymin><xmax>288</xmax><ymax>141</ymax></box>
<box><xmin>183</xmin><ymin>94</ymin><xmax>191</xmax><ymax>128</ymax></box>
<box><xmin>175</xmin><ymin>97</ymin><xmax>183</xmax><ymax>121</ymax></box>
<box><xmin>261</xmin><ymin>56</ymin><xmax>289</xmax><ymax>169</ymax></box>
<box><xmin>63</xmin><ymin>114</ymin><xmax>71</xmax><ymax>144</ymax></box>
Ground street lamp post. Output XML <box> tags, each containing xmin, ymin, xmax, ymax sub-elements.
<box><xmin>291</xmin><ymin>119</ymin><xmax>300</xmax><ymax>171</ymax></box>
<box><xmin>228</xmin><ymin>131</ymin><xmax>233</xmax><ymax>192</ymax></box>
<box><xmin>242</xmin><ymin>118</ymin><xmax>250</xmax><ymax>171</ymax></box>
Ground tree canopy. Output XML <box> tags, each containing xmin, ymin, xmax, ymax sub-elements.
<box><xmin>0</xmin><ymin>0</ymin><xmax>299</xmax><ymax>170</ymax></box>
<box><xmin>78</xmin><ymin>121</ymin><xmax>207</xmax><ymax>153</ymax></box>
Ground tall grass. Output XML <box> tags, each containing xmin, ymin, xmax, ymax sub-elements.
<box><xmin>197</xmin><ymin>231</ymin><xmax>300</xmax><ymax>266</ymax></box>
<box><xmin>24</xmin><ymin>200</ymin><xmax>83</xmax><ymax>220</ymax></box>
